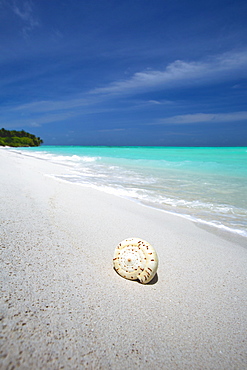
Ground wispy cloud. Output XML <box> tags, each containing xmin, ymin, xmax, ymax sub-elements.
<box><xmin>146</xmin><ymin>99</ymin><xmax>173</xmax><ymax>105</ymax></box>
<box><xmin>97</xmin><ymin>128</ymin><xmax>125</xmax><ymax>133</ymax></box>
<box><xmin>13</xmin><ymin>97</ymin><xmax>94</xmax><ymax>113</ymax></box>
<box><xmin>2</xmin><ymin>93</ymin><xmax>117</xmax><ymax>129</ymax></box>
<box><xmin>2</xmin><ymin>110</ymin><xmax>79</xmax><ymax>130</ymax></box>
<box><xmin>90</xmin><ymin>50</ymin><xmax>247</xmax><ymax>96</ymax></box>
<box><xmin>11</xmin><ymin>0</ymin><xmax>39</xmax><ymax>37</ymax></box>
<box><xmin>155</xmin><ymin>111</ymin><xmax>247</xmax><ymax>125</ymax></box>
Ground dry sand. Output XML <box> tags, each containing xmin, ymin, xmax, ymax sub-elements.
<box><xmin>1</xmin><ymin>148</ymin><xmax>247</xmax><ymax>369</ymax></box>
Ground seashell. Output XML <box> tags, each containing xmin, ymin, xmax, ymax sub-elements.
<box><xmin>113</xmin><ymin>238</ymin><xmax>158</xmax><ymax>284</ymax></box>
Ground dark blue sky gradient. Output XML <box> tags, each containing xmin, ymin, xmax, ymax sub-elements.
<box><xmin>0</xmin><ymin>0</ymin><xmax>247</xmax><ymax>145</ymax></box>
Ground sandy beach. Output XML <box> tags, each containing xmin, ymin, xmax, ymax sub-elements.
<box><xmin>1</xmin><ymin>148</ymin><xmax>247</xmax><ymax>369</ymax></box>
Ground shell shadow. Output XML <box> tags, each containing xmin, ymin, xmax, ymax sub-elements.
<box><xmin>146</xmin><ymin>272</ymin><xmax>158</xmax><ymax>285</ymax></box>
<box><xmin>136</xmin><ymin>272</ymin><xmax>158</xmax><ymax>285</ymax></box>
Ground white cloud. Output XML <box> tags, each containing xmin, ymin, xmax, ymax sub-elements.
<box><xmin>146</xmin><ymin>99</ymin><xmax>173</xmax><ymax>105</ymax></box>
<box><xmin>90</xmin><ymin>50</ymin><xmax>247</xmax><ymax>96</ymax></box>
<box><xmin>148</xmin><ymin>100</ymin><xmax>162</xmax><ymax>105</ymax></box>
<box><xmin>2</xmin><ymin>110</ymin><xmax>78</xmax><ymax>129</ymax></box>
<box><xmin>13</xmin><ymin>0</ymin><xmax>32</xmax><ymax>21</ymax></box>
<box><xmin>97</xmin><ymin>128</ymin><xmax>125</xmax><ymax>133</ymax></box>
<box><xmin>156</xmin><ymin>111</ymin><xmax>247</xmax><ymax>125</ymax></box>
<box><xmin>11</xmin><ymin>0</ymin><xmax>39</xmax><ymax>37</ymax></box>
<box><xmin>3</xmin><ymin>94</ymin><xmax>116</xmax><ymax>129</ymax></box>
<box><xmin>13</xmin><ymin>97</ymin><xmax>92</xmax><ymax>113</ymax></box>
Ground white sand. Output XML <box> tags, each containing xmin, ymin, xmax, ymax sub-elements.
<box><xmin>1</xmin><ymin>148</ymin><xmax>247</xmax><ymax>369</ymax></box>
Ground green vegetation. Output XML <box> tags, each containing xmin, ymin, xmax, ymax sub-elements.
<box><xmin>0</xmin><ymin>128</ymin><xmax>43</xmax><ymax>147</ymax></box>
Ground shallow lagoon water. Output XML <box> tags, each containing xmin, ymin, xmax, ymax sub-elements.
<box><xmin>13</xmin><ymin>146</ymin><xmax>247</xmax><ymax>237</ymax></box>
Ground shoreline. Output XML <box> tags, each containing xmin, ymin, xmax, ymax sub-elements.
<box><xmin>46</xmin><ymin>175</ymin><xmax>247</xmax><ymax>249</ymax></box>
<box><xmin>6</xmin><ymin>146</ymin><xmax>247</xmax><ymax>242</ymax></box>
<box><xmin>1</xmin><ymin>148</ymin><xmax>247</xmax><ymax>369</ymax></box>
<box><xmin>128</xmin><ymin>197</ymin><xmax>247</xmax><ymax>244</ymax></box>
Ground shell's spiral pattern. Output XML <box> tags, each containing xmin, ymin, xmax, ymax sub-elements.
<box><xmin>113</xmin><ymin>238</ymin><xmax>158</xmax><ymax>284</ymax></box>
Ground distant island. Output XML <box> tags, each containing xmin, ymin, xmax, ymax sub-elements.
<box><xmin>0</xmin><ymin>128</ymin><xmax>43</xmax><ymax>147</ymax></box>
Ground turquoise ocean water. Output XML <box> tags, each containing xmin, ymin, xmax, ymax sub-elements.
<box><xmin>13</xmin><ymin>146</ymin><xmax>247</xmax><ymax>237</ymax></box>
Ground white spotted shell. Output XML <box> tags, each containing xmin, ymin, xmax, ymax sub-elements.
<box><xmin>113</xmin><ymin>238</ymin><xmax>158</xmax><ymax>284</ymax></box>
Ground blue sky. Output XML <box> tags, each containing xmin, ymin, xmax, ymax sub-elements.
<box><xmin>1</xmin><ymin>0</ymin><xmax>247</xmax><ymax>146</ymax></box>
